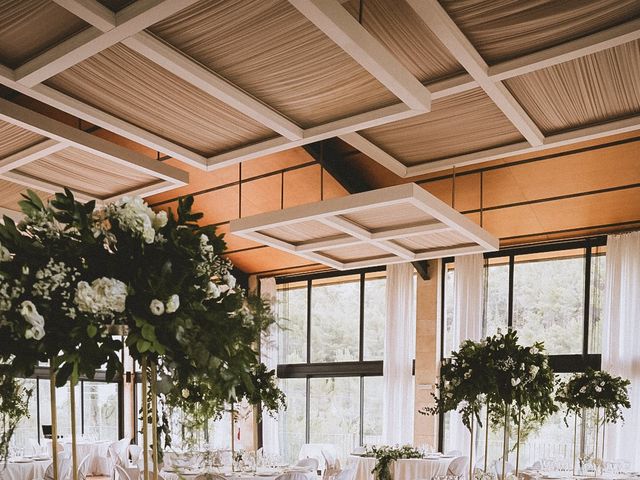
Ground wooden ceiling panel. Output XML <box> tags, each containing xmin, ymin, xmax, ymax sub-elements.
<box><xmin>321</xmin><ymin>172</ymin><xmax>349</xmax><ymax>201</ymax></box>
<box><xmin>0</xmin><ymin>178</ymin><xmax>51</xmax><ymax>211</ymax></box>
<box><xmin>16</xmin><ymin>147</ymin><xmax>158</xmax><ymax>198</ymax></box>
<box><xmin>506</xmin><ymin>41</ymin><xmax>640</xmax><ymax>135</ymax></box>
<box><xmin>149</xmin><ymin>0</ymin><xmax>397</xmax><ymax>128</ymax></box>
<box><xmin>361</xmin><ymin>89</ymin><xmax>524</xmax><ymax>165</ymax></box>
<box><xmin>283</xmin><ymin>164</ymin><xmax>321</xmax><ymax>209</ymax></box>
<box><xmin>0</xmin><ymin>120</ymin><xmax>46</xmax><ymax>158</ymax></box>
<box><xmin>226</xmin><ymin>246</ymin><xmax>319</xmax><ymax>274</ymax></box>
<box><xmin>240</xmin><ymin>175</ymin><xmax>282</xmax><ymax>217</ymax></box>
<box><xmin>342</xmin><ymin>0</ymin><xmax>463</xmax><ymax>83</ymax></box>
<box><xmin>0</xmin><ymin>0</ymin><xmax>88</xmax><ymax>68</ymax></box>
<box><xmin>46</xmin><ymin>44</ymin><xmax>276</xmax><ymax>157</ymax></box>
<box><xmin>241</xmin><ymin>147</ymin><xmax>314</xmax><ymax>178</ymax></box>
<box><xmin>216</xmin><ymin>223</ymin><xmax>263</xmax><ymax>253</ymax></box>
<box><xmin>440</xmin><ymin>0</ymin><xmax>640</xmax><ymax>64</ymax></box>
<box><xmin>421</xmin><ymin>174</ymin><xmax>482</xmax><ymax>212</ymax></box>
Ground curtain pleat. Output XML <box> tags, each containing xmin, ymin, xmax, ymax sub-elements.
<box><xmin>259</xmin><ymin>277</ymin><xmax>279</xmax><ymax>456</ymax></box>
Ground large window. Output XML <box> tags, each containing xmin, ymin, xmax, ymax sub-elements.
<box><xmin>441</xmin><ymin>238</ymin><xmax>606</xmax><ymax>466</ymax></box>
<box><xmin>276</xmin><ymin>268</ymin><xmax>387</xmax><ymax>462</ymax></box>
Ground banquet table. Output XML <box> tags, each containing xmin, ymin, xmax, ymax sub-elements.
<box><xmin>44</xmin><ymin>439</ymin><xmax>111</xmax><ymax>475</ymax></box>
<box><xmin>348</xmin><ymin>455</ymin><xmax>452</xmax><ymax>480</ymax></box>
<box><xmin>0</xmin><ymin>458</ymin><xmax>51</xmax><ymax>480</ymax></box>
<box><xmin>160</xmin><ymin>467</ymin><xmax>317</xmax><ymax>480</ymax></box>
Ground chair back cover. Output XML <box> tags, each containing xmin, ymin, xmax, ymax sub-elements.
<box><xmin>295</xmin><ymin>458</ymin><xmax>319</xmax><ymax>472</ymax></box>
<box><xmin>447</xmin><ymin>456</ymin><xmax>469</xmax><ymax>477</ymax></box>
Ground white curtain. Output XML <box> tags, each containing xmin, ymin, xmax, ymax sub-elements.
<box><xmin>446</xmin><ymin>254</ymin><xmax>484</xmax><ymax>452</ymax></box>
<box><xmin>602</xmin><ymin>231</ymin><xmax>640</xmax><ymax>468</ymax></box>
<box><xmin>259</xmin><ymin>277</ymin><xmax>279</xmax><ymax>455</ymax></box>
<box><xmin>382</xmin><ymin>263</ymin><xmax>416</xmax><ymax>445</ymax></box>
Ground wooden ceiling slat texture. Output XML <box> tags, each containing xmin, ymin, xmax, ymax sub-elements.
<box><xmin>0</xmin><ymin>0</ymin><xmax>88</xmax><ymax>68</ymax></box>
<box><xmin>506</xmin><ymin>40</ymin><xmax>640</xmax><ymax>134</ymax></box>
<box><xmin>440</xmin><ymin>0</ymin><xmax>640</xmax><ymax>64</ymax></box>
<box><xmin>0</xmin><ymin>120</ymin><xmax>46</xmax><ymax>157</ymax></box>
<box><xmin>361</xmin><ymin>89</ymin><xmax>524</xmax><ymax>164</ymax></box>
<box><xmin>342</xmin><ymin>0</ymin><xmax>463</xmax><ymax>83</ymax></box>
<box><xmin>0</xmin><ymin>179</ymin><xmax>51</xmax><ymax>210</ymax></box>
<box><xmin>16</xmin><ymin>147</ymin><xmax>158</xmax><ymax>198</ymax></box>
<box><xmin>46</xmin><ymin>44</ymin><xmax>277</xmax><ymax>156</ymax></box>
<box><xmin>149</xmin><ymin>0</ymin><xmax>397</xmax><ymax>128</ymax></box>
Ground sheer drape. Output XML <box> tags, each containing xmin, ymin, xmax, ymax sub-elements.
<box><xmin>382</xmin><ymin>263</ymin><xmax>416</xmax><ymax>445</ymax></box>
<box><xmin>602</xmin><ymin>232</ymin><xmax>640</xmax><ymax>468</ymax></box>
<box><xmin>446</xmin><ymin>254</ymin><xmax>484</xmax><ymax>452</ymax></box>
<box><xmin>259</xmin><ymin>277</ymin><xmax>279</xmax><ymax>455</ymax></box>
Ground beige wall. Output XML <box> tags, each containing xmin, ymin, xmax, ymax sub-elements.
<box><xmin>414</xmin><ymin>260</ymin><xmax>441</xmax><ymax>449</ymax></box>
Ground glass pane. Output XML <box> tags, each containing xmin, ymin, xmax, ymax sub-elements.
<box><xmin>82</xmin><ymin>381</ymin><xmax>119</xmax><ymax>441</ymax></box>
<box><xmin>513</xmin><ymin>250</ymin><xmax>585</xmax><ymax>354</ymax></box>
<box><xmin>363</xmin><ymin>273</ymin><xmax>386</xmax><ymax>360</ymax></box>
<box><xmin>310</xmin><ymin>276</ymin><xmax>360</xmax><ymax>363</ymax></box>
<box><xmin>589</xmin><ymin>247</ymin><xmax>606</xmax><ymax>354</ymax></box>
<box><xmin>309</xmin><ymin>377</ymin><xmax>360</xmax><ymax>461</ymax></box>
<box><xmin>278</xmin><ymin>281</ymin><xmax>308</xmax><ymax>364</ymax></box>
<box><xmin>443</xmin><ymin>263</ymin><xmax>455</xmax><ymax>357</ymax></box>
<box><xmin>484</xmin><ymin>258</ymin><xmax>509</xmax><ymax>337</ymax></box>
<box><xmin>12</xmin><ymin>379</ymin><xmax>38</xmax><ymax>452</ymax></box>
<box><xmin>39</xmin><ymin>380</ymin><xmax>81</xmax><ymax>440</ymax></box>
<box><xmin>362</xmin><ymin>377</ymin><xmax>383</xmax><ymax>445</ymax></box>
<box><xmin>278</xmin><ymin>378</ymin><xmax>307</xmax><ymax>464</ymax></box>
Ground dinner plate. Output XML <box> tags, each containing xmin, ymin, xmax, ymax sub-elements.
<box><xmin>11</xmin><ymin>459</ymin><xmax>33</xmax><ymax>463</ymax></box>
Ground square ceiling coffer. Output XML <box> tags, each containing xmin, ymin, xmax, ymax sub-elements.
<box><xmin>230</xmin><ymin>183</ymin><xmax>499</xmax><ymax>270</ymax></box>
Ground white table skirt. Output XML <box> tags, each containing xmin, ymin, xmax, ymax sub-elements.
<box><xmin>44</xmin><ymin>440</ymin><xmax>111</xmax><ymax>475</ymax></box>
<box><xmin>0</xmin><ymin>459</ymin><xmax>50</xmax><ymax>480</ymax></box>
<box><xmin>348</xmin><ymin>456</ymin><xmax>452</xmax><ymax>480</ymax></box>
<box><xmin>161</xmin><ymin>468</ymin><xmax>317</xmax><ymax>480</ymax></box>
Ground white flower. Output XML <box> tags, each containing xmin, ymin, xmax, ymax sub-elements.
<box><xmin>150</xmin><ymin>299</ymin><xmax>164</xmax><ymax>316</ymax></box>
<box><xmin>579</xmin><ymin>386</ymin><xmax>587</xmax><ymax>394</ymax></box>
<box><xmin>153</xmin><ymin>210</ymin><xmax>168</xmax><ymax>229</ymax></box>
<box><xmin>20</xmin><ymin>301</ymin><xmax>45</xmax><ymax>340</ymax></box>
<box><xmin>166</xmin><ymin>294</ymin><xmax>180</xmax><ymax>314</ymax></box>
<box><xmin>181</xmin><ymin>388</ymin><xmax>190</xmax><ymax>399</ymax></box>
<box><xmin>143</xmin><ymin>227</ymin><xmax>155</xmax><ymax>244</ymax></box>
<box><xmin>530</xmin><ymin>346</ymin><xmax>539</xmax><ymax>355</ymax></box>
<box><xmin>224</xmin><ymin>273</ymin><xmax>236</xmax><ymax>289</ymax></box>
<box><xmin>0</xmin><ymin>243</ymin><xmax>11</xmax><ymax>262</ymax></box>
<box><xmin>595</xmin><ymin>386</ymin><xmax>602</xmax><ymax>393</ymax></box>
<box><xmin>511</xmin><ymin>377</ymin><xmax>521</xmax><ymax>387</ymax></box>
<box><xmin>529</xmin><ymin>365</ymin><xmax>540</xmax><ymax>378</ymax></box>
<box><xmin>22</xmin><ymin>266</ymin><xmax>29</xmax><ymax>275</ymax></box>
<box><xmin>75</xmin><ymin>278</ymin><xmax>128</xmax><ymax>314</ymax></box>
<box><xmin>206</xmin><ymin>281</ymin><xmax>221</xmax><ymax>299</ymax></box>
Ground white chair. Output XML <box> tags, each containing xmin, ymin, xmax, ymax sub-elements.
<box><xmin>115</xmin><ymin>465</ymin><xmax>133</xmax><ymax>480</ymax></box>
<box><xmin>43</xmin><ymin>453</ymin><xmax>72</xmax><ymax>480</ymax></box>
<box><xmin>322</xmin><ymin>448</ymin><xmax>341</xmax><ymax>480</ymax></box>
<box><xmin>275</xmin><ymin>473</ymin><xmax>311</xmax><ymax>480</ymax></box>
<box><xmin>295</xmin><ymin>458</ymin><xmax>320</xmax><ymax>472</ymax></box>
<box><xmin>447</xmin><ymin>456</ymin><xmax>469</xmax><ymax>479</ymax></box>
<box><xmin>77</xmin><ymin>454</ymin><xmax>92</xmax><ymax>480</ymax></box>
<box><xmin>128</xmin><ymin>445</ymin><xmax>142</xmax><ymax>466</ymax></box>
<box><xmin>493</xmin><ymin>461</ymin><xmax>515</xmax><ymax>480</ymax></box>
<box><xmin>334</xmin><ymin>464</ymin><xmax>357</xmax><ymax>480</ymax></box>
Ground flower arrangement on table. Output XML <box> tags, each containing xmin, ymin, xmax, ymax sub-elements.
<box><xmin>0</xmin><ymin>189</ymin><xmax>285</xmax><ymax>463</ymax></box>
<box><xmin>363</xmin><ymin>445</ymin><xmax>423</xmax><ymax>480</ymax></box>
<box><xmin>556</xmin><ymin>368</ymin><xmax>630</xmax><ymax>424</ymax></box>
<box><xmin>421</xmin><ymin>330</ymin><xmax>557</xmax><ymax>476</ymax></box>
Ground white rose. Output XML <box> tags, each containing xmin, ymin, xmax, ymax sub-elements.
<box><xmin>150</xmin><ymin>299</ymin><xmax>164</xmax><ymax>316</ymax></box>
<box><xmin>511</xmin><ymin>377</ymin><xmax>521</xmax><ymax>387</ymax></box>
<box><xmin>181</xmin><ymin>388</ymin><xmax>190</xmax><ymax>399</ymax></box>
<box><xmin>166</xmin><ymin>294</ymin><xmax>180</xmax><ymax>314</ymax></box>
<box><xmin>26</xmin><ymin>323</ymin><xmax>45</xmax><ymax>340</ymax></box>
<box><xmin>153</xmin><ymin>210</ymin><xmax>168</xmax><ymax>229</ymax></box>
<box><xmin>206</xmin><ymin>281</ymin><xmax>221</xmax><ymax>299</ymax></box>
<box><xmin>20</xmin><ymin>301</ymin><xmax>45</xmax><ymax>340</ymax></box>
<box><xmin>0</xmin><ymin>244</ymin><xmax>11</xmax><ymax>262</ymax></box>
<box><xmin>224</xmin><ymin>273</ymin><xmax>236</xmax><ymax>289</ymax></box>
<box><xmin>529</xmin><ymin>365</ymin><xmax>539</xmax><ymax>378</ymax></box>
<box><xmin>579</xmin><ymin>386</ymin><xmax>587</xmax><ymax>394</ymax></box>
<box><xmin>595</xmin><ymin>386</ymin><xmax>602</xmax><ymax>393</ymax></box>
<box><xmin>143</xmin><ymin>227</ymin><xmax>155</xmax><ymax>244</ymax></box>
<box><xmin>530</xmin><ymin>346</ymin><xmax>539</xmax><ymax>354</ymax></box>
<box><xmin>75</xmin><ymin>281</ymin><xmax>98</xmax><ymax>313</ymax></box>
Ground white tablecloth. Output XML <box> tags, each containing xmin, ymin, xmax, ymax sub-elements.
<box><xmin>348</xmin><ymin>456</ymin><xmax>452</xmax><ymax>480</ymax></box>
<box><xmin>0</xmin><ymin>459</ymin><xmax>51</xmax><ymax>480</ymax></box>
<box><xmin>161</xmin><ymin>468</ymin><xmax>317</xmax><ymax>480</ymax></box>
<box><xmin>44</xmin><ymin>440</ymin><xmax>111</xmax><ymax>475</ymax></box>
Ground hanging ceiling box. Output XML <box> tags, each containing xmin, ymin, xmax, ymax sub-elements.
<box><xmin>230</xmin><ymin>183</ymin><xmax>499</xmax><ymax>270</ymax></box>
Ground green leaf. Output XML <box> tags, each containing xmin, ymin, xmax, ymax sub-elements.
<box><xmin>86</xmin><ymin>324</ymin><xmax>98</xmax><ymax>338</ymax></box>
<box><xmin>141</xmin><ymin>324</ymin><xmax>156</xmax><ymax>341</ymax></box>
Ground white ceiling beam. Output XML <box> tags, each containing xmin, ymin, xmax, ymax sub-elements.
<box><xmin>122</xmin><ymin>32</ymin><xmax>304</xmax><ymax>140</ymax></box>
<box><xmin>317</xmin><ymin>216</ymin><xmax>416</xmax><ymax>260</ymax></box>
<box><xmin>406</xmin><ymin>0</ymin><xmax>545</xmax><ymax>147</ymax></box>
<box><xmin>104</xmin><ymin>180</ymin><xmax>179</xmax><ymax>202</ymax></box>
<box><xmin>52</xmin><ymin>0</ymin><xmax>116</xmax><ymax>31</ymax></box>
<box><xmin>489</xmin><ymin>17</ymin><xmax>640</xmax><ymax>81</ymax></box>
<box><xmin>0</xmin><ymin>97</ymin><xmax>188</xmax><ymax>186</ymax></box>
<box><xmin>404</xmin><ymin>115</ymin><xmax>640</xmax><ymax>177</ymax></box>
<box><xmin>289</xmin><ymin>0</ymin><xmax>431</xmax><ymax>111</ymax></box>
<box><xmin>0</xmin><ymin>139</ymin><xmax>67</xmax><ymax>174</ymax></box>
<box><xmin>1</xmin><ymin>171</ymin><xmax>95</xmax><ymax>202</ymax></box>
<box><xmin>15</xmin><ymin>0</ymin><xmax>200</xmax><ymax>87</ymax></box>
<box><xmin>339</xmin><ymin>132</ymin><xmax>407</xmax><ymax>177</ymax></box>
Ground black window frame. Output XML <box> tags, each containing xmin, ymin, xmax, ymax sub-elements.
<box><xmin>275</xmin><ymin>266</ymin><xmax>385</xmax><ymax>448</ymax></box>
<box><xmin>438</xmin><ymin>236</ymin><xmax>607</xmax><ymax>450</ymax></box>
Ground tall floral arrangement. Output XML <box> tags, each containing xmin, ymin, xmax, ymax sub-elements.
<box><xmin>0</xmin><ymin>189</ymin><xmax>285</xmax><ymax>460</ymax></box>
